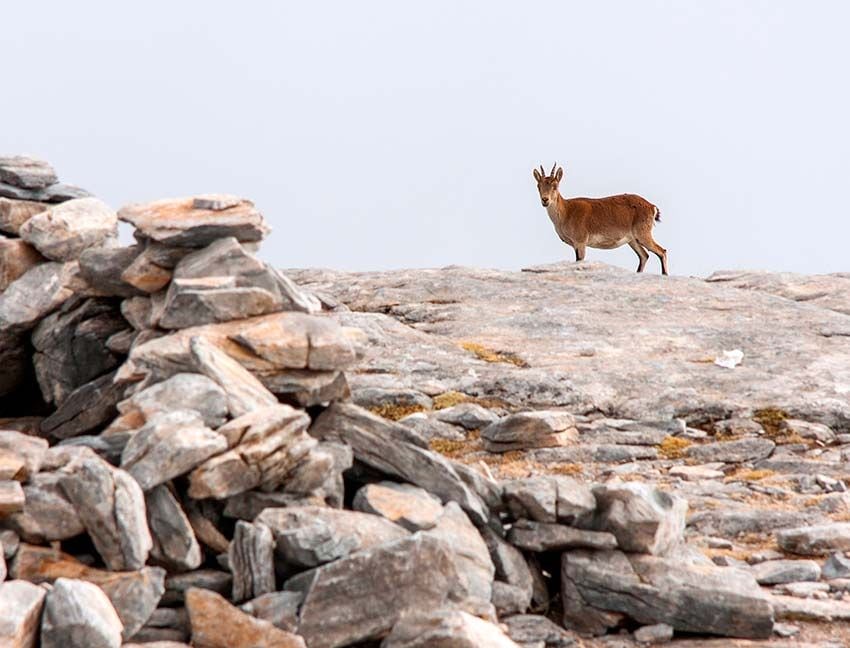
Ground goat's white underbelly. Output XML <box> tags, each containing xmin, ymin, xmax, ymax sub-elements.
<box><xmin>588</xmin><ymin>234</ymin><xmax>630</xmax><ymax>249</ymax></box>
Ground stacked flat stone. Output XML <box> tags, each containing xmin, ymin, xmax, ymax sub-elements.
<box><xmin>0</xmin><ymin>157</ymin><xmax>783</xmax><ymax>647</ymax></box>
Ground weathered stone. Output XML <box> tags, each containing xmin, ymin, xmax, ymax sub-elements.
<box><xmin>0</xmin><ymin>261</ymin><xmax>81</xmax><ymax>333</ymax></box>
<box><xmin>159</xmin><ymin>277</ymin><xmax>279</xmax><ymax>329</ymax></box>
<box><xmin>0</xmin><ymin>431</ymin><xmax>48</xmax><ymax>479</ymax></box>
<box><xmin>509</xmin><ymin>519</ymin><xmax>618</xmax><ymax>552</ymax></box>
<box><xmin>229</xmin><ymin>521</ymin><xmax>275</xmax><ymax>603</ymax></box>
<box><xmin>162</xmin><ymin>570</ymin><xmax>231</xmax><ymax>606</ymax></box>
<box><xmin>189</xmin><ymin>336</ymin><xmax>279</xmax><ymax>417</ymax></box>
<box><xmin>121</xmin><ymin>247</ymin><xmax>172</xmax><ymax>293</ymax></box>
<box><xmin>185</xmin><ymin>587</ymin><xmax>305</xmax><ymax>648</ymax></box>
<box><xmin>0</xmin><ymin>450</ymin><xmax>25</xmax><ymax>481</ymax></box>
<box><xmin>292</xmin><ymin>534</ymin><xmax>476</xmax><ymax>648</ymax></box>
<box><xmin>133</xmin><ymin>607</ymin><xmax>189</xmax><ymax>644</ymax></box>
<box><xmin>0</xmin><ymin>197</ymin><xmax>48</xmax><ymax>235</ymax></box>
<box><xmin>40</xmin><ymin>371</ymin><xmax>124</xmax><ymax>439</ymax></box>
<box><xmin>20</xmin><ymin>197</ymin><xmax>117</xmax><ymax>262</ymax></box>
<box><xmin>59</xmin><ymin>455</ymin><xmax>152</xmax><ymax>570</ymax></box>
<box><xmin>481</xmin><ymin>410</ymin><xmax>577</xmax><ymax>452</ymax></box>
<box><xmin>120</xmin><ymin>295</ymin><xmax>154</xmax><ymax>330</ymax></box>
<box><xmin>686</xmin><ymin>438</ymin><xmax>775</xmax><ymax>463</ymax></box>
<box><xmin>0</xmin><ymin>238</ymin><xmax>44</xmax><ymax>292</ymax></box>
<box><xmin>0</xmin><ymin>480</ymin><xmax>25</xmax><ymax>516</ymax></box>
<box><xmin>398</xmin><ymin>412</ymin><xmax>466</xmax><ymax>441</ymax></box>
<box><xmin>383</xmin><ymin>608</ymin><xmax>520</xmax><ymax>648</ymax></box>
<box><xmin>183</xmin><ymin>498</ymin><xmax>230</xmax><ymax>555</ymax></box>
<box><xmin>778</xmin><ymin>523</ymin><xmax>850</xmax><ymax>556</ymax></box>
<box><xmin>434</xmin><ymin>403</ymin><xmax>499</xmax><ymax>430</ymax></box>
<box><xmin>669</xmin><ymin>464</ymin><xmax>724</xmax><ymax>480</ymax></box>
<box><xmin>105</xmin><ymin>327</ymin><xmax>135</xmax><ymax>354</ymax></box>
<box><xmin>751</xmin><ymin>559</ymin><xmax>821</xmax><ymax>585</ymax></box>
<box><xmin>561</xmin><ymin>549</ymin><xmax>774</xmax><ymax>638</ymax></box>
<box><xmin>118</xmin><ymin>372</ymin><xmax>228</xmax><ymax>429</ymax></box>
<box><xmin>41</xmin><ymin>577</ymin><xmax>123</xmax><ymax>648</ymax></box>
<box><xmin>0</xmin><ymin>156</ymin><xmax>57</xmax><ymax>189</ymax></box>
<box><xmin>822</xmin><ymin>552</ymin><xmax>850</xmax><ymax>579</ymax></box>
<box><xmin>311</xmin><ymin>402</ymin><xmax>489</xmax><ymax>525</ymax></box>
<box><xmin>147</xmin><ymin>484</ymin><xmax>202</xmax><ymax>572</ymax></box>
<box><xmin>770</xmin><ymin>593</ymin><xmax>850</xmax><ymax>621</ymax></box>
<box><xmin>479</xmin><ymin>525</ymin><xmax>533</xmax><ymax>610</ymax></box>
<box><xmin>0</xmin><ymin>181</ymin><xmax>90</xmax><ymax>203</ymax></box>
<box><xmin>590</xmin><ymin>482</ymin><xmax>686</xmax><ymax>556</ymax></box>
<box><xmin>78</xmin><ymin>244</ymin><xmax>143</xmax><ymax>297</ymax></box>
<box><xmin>491</xmin><ymin>581</ymin><xmax>528</xmax><ymax>616</ymax></box>
<box><xmin>240</xmin><ymin>591</ymin><xmax>302</xmax><ymax>632</ymax></box>
<box><xmin>689</xmin><ymin>508</ymin><xmax>820</xmax><ymax>538</ymax></box>
<box><xmin>118</xmin><ymin>195</ymin><xmax>270</xmax><ymax>247</ymax></box>
<box><xmin>352</xmin><ymin>481</ymin><xmax>444</xmax><ymax>531</ymax></box>
<box><xmin>782</xmin><ymin>419</ymin><xmax>836</xmax><ymax>445</ymax></box>
<box><xmin>12</xmin><ymin>544</ymin><xmax>165</xmax><ymax>640</ymax></box>
<box><xmin>502</xmin><ymin>475</ymin><xmax>595</xmax><ymax>525</ymax></box>
<box><xmin>0</xmin><ymin>579</ymin><xmax>46</xmax><ymax>648</ymax></box>
<box><xmin>256</xmin><ymin>505</ymin><xmax>409</xmax><ymax>569</ymax></box>
<box><xmin>634</xmin><ymin>623</ymin><xmax>674</xmax><ymax>644</ymax></box>
<box><xmin>6</xmin><ymin>472</ymin><xmax>84</xmax><ymax>542</ymax></box>
<box><xmin>261</xmin><ymin>368</ymin><xmax>350</xmax><ymax>406</ymax></box>
<box><xmin>188</xmin><ymin>405</ymin><xmax>313</xmax><ymax>499</ymax></box>
<box><xmin>503</xmin><ymin>614</ymin><xmax>581</xmax><ymax>648</ymax></box>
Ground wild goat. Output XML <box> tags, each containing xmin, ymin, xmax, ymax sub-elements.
<box><xmin>533</xmin><ymin>163</ymin><xmax>668</xmax><ymax>275</ymax></box>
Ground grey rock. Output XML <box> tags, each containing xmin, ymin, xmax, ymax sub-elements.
<box><xmin>0</xmin><ymin>580</ymin><xmax>47</xmax><ymax>648</ymax></box>
<box><xmin>492</xmin><ymin>581</ymin><xmax>530</xmax><ymax>616</ymax></box>
<box><xmin>770</xmin><ymin>593</ymin><xmax>850</xmax><ymax>621</ymax></box>
<box><xmin>147</xmin><ymin>484</ymin><xmax>202</xmax><ymax>572</ymax></box>
<box><xmin>118</xmin><ymin>194</ymin><xmax>270</xmax><ymax>246</ymax></box>
<box><xmin>0</xmin><ymin>237</ymin><xmax>44</xmax><ymax>292</ymax></box>
<box><xmin>634</xmin><ymin>623</ymin><xmax>674</xmax><ymax>644</ymax></box>
<box><xmin>823</xmin><ymin>552</ymin><xmax>850</xmax><ymax>579</ymax></box>
<box><xmin>260</xmin><ymin>368</ymin><xmax>350</xmax><ymax>407</ymax></box>
<box><xmin>0</xmin><ymin>197</ymin><xmax>48</xmax><ymax>235</ymax></box>
<box><xmin>0</xmin><ymin>480</ymin><xmax>25</xmax><ymax>516</ymax></box>
<box><xmin>712</xmin><ymin>417</ymin><xmax>765</xmax><ymax>438</ymax></box>
<box><xmin>591</xmin><ymin>482</ymin><xmax>687</xmax><ymax>556</ymax></box>
<box><xmin>119</xmin><ymin>372</ymin><xmax>228</xmax><ymax>429</ymax></box>
<box><xmin>352</xmin><ymin>386</ymin><xmax>434</xmax><ymax>411</ymax></box>
<box><xmin>503</xmin><ymin>475</ymin><xmax>596</xmax><ymax>525</ymax></box>
<box><xmin>94</xmin><ymin>567</ymin><xmax>166</xmax><ymax>640</ymax></box>
<box><xmin>778</xmin><ymin>523</ymin><xmax>850</xmax><ymax>555</ymax></box>
<box><xmin>479</xmin><ymin>525</ymin><xmax>534</xmax><ymax>610</ymax></box>
<box><xmin>121</xmin><ymin>410</ymin><xmax>227</xmax><ymax>491</ymax></box>
<box><xmin>0</xmin><ymin>261</ymin><xmax>81</xmax><ymax>333</ymax></box>
<box><xmin>120</xmin><ymin>246</ymin><xmax>173</xmax><ymax>293</ymax></box>
<box><xmin>382</xmin><ymin>608</ymin><xmax>520</xmax><ymax>648</ymax></box>
<box><xmin>162</xmin><ymin>570</ymin><xmax>231</xmax><ymax>606</ymax></box>
<box><xmin>0</xmin><ymin>431</ymin><xmax>48</xmax><ymax>479</ymax></box>
<box><xmin>353</xmin><ymin>481</ymin><xmax>444</xmax><ymax>531</ymax></box>
<box><xmin>434</xmin><ymin>403</ymin><xmax>499</xmax><ymax>429</ymax></box>
<box><xmin>481</xmin><ymin>410</ymin><xmax>577</xmax><ymax>452</ymax></box>
<box><xmin>256</xmin><ymin>505</ymin><xmax>409</xmax><ymax>568</ymax></box>
<box><xmin>78</xmin><ymin>244</ymin><xmax>143</xmax><ymax>297</ymax></box>
<box><xmin>41</xmin><ymin>577</ymin><xmax>123</xmax><ymax>648</ymax></box>
<box><xmin>40</xmin><ymin>370</ymin><xmax>124</xmax><ymax>439</ymax></box>
<box><xmin>1</xmin><ymin>529</ymin><xmax>19</xmax><ymax>559</ymax></box>
<box><xmin>509</xmin><ymin>519</ymin><xmax>618</xmax><ymax>552</ymax></box>
<box><xmin>159</xmin><ymin>277</ymin><xmax>280</xmax><ymax>329</ymax></box>
<box><xmin>783</xmin><ymin>419</ymin><xmax>837</xmax><ymax>445</ymax></box>
<box><xmin>20</xmin><ymin>197</ymin><xmax>117</xmax><ymax>262</ymax></box>
<box><xmin>503</xmin><ymin>614</ymin><xmax>580</xmax><ymax>648</ymax></box>
<box><xmin>229</xmin><ymin>521</ymin><xmax>275</xmax><ymax>603</ymax></box>
<box><xmin>775</xmin><ymin>581</ymin><xmax>829</xmax><ymax>597</ymax></box>
<box><xmin>292</xmin><ymin>534</ymin><xmax>479</xmax><ymax>648</ymax></box>
<box><xmin>240</xmin><ymin>590</ymin><xmax>302</xmax><ymax>632</ymax></box>
<box><xmin>58</xmin><ymin>455</ymin><xmax>152</xmax><ymax>570</ymax></box>
<box><xmin>561</xmin><ymin>549</ymin><xmax>774</xmax><ymax>638</ymax></box>
<box><xmin>686</xmin><ymin>438</ymin><xmax>775</xmax><ymax>463</ymax></box>
<box><xmin>689</xmin><ymin>508</ymin><xmax>819</xmax><ymax>537</ymax></box>
<box><xmin>6</xmin><ymin>472</ymin><xmax>84</xmax><ymax>542</ymax></box>
<box><xmin>0</xmin><ymin>180</ymin><xmax>91</xmax><ymax>203</ymax></box>
<box><xmin>751</xmin><ymin>559</ymin><xmax>821</xmax><ymax>584</ymax></box>
<box><xmin>311</xmin><ymin>402</ymin><xmax>489</xmax><ymax>525</ymax></box>
<box><xmin>398</xmin><ymin>412</ymin><xmax>466</xmax><ymax>441</ymax></box>
<box><xmin>0</xmin><ymin>156</ymin><xmax>57</xmax><ymax>189</ymax></box>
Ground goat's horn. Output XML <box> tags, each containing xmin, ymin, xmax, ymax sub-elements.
<box><xmin>539</xmin><ymin>164</ymin><xmax>545</xmax><ymax>176</ymax></box>
<box><xmin>550</xmin><ymin>163</ymin><xmax>557</xmax><ymax>176</ymax></box>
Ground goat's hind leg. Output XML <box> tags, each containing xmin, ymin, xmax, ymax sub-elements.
<box><xmin>628</xmin><ymin>240</ymin><xmax>649</xmax><ymax>273</ymax></box>
<box><xmin>636</xmin><ymin>230</ymin><xmax>668</xmax><ymax>275</ymax></box>
<box><xmin>573</xmin><ymin>244</ymin><xmax>586</xmax><ymax>262</ymax></box>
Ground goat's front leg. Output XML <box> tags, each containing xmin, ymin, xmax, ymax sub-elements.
<box><xmin>574</xmin><ymin>244</ymin><xmax>586</xmax><ymax>262</ymax></box>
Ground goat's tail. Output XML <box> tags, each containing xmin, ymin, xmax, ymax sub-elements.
<box><xmin>654</xmin><ymin>205</ymin><xmax>661</xmax><ymax>222</ymax></box>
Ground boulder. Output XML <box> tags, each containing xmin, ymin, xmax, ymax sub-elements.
<box><xmin>229</xmin><ymin>521</ymin><xmax>275</xmax><ymax>603</ymax></box>
<box><xmin>240</xmin><ymin>590</ymin><xmax>302</xmax><ymax>633</ymax></box>
<box><xmin>20</xmin><ymin>197</ymin><xmax>117</xmax><ymax>261</ymax></box>
<box><xmin>0</xmin><ymin>480</ymin><xmax>25</xmax><ymax>516</ymax></box>
<box><xmin>121</xmin><ymin>247</ymin><xmax>173</xmax><ymax>293</ymax></box>
<box><xmin>78</xmin><ymin>244</ymin><xmax>143</xmax><ymax>297</ymax></box>
<box><xmin>41</xmin><ymin>577</ymin><xmax>124</xmax><ymax>648</ymax></box>
<box><xmin>685</xmin><ymin>438</ymin><xmax>775</xmax><ymax>463</ymax></box>
<box><xmin>383</xmin><ymin>608</ymin><xmax>520</xmax><ymax>648</ymax></box>
<box><xmin>352</xmin><ymin>481</ymin><xmax>444</xmax><ymax>531</ymax></box>
<box><xmin>0</xmin><ymin>261</ymin><xmax>81</xmax><ymax>333</ymax></box>
<box><xmin>481</xmin><ymin>410</ymin><xmax>577</xmax><ymax>452</ymax></box>
<box><xmin>159</xmin><ymin>277</ymin><xmax>280</xmax><ymax>329</ymax></box>
<box><xmin>0</xmin><ymin>431</ymin><xmax>48</xmax><ymax>478</ymax></box>
<box><xmin>777</xmin><ymin>523</ymin><xmax>850</xmax><ymax>555</ymax></box>
<box><xmin>503</xmin><ymin>614</ymin><xmax>581</xmax><ymax>648</ymax></box>
<box><xmin>147</xmin><ymin>484</ymin><xmax>202</xmax><ymax>572</ymax></box>
<box><xmin>751</xmin><ymin>559</ymin><xmax>821</xmax><ymax>585</ymax></box>
<box><xmin>0</xmin><ymin>579</ymin><xmax>47</xmax><ymax>648</ymax></box>
<box><xmin>40</xmin><ymin>371</ymin><xmax>124</xmax><ymax>439</ymax></box>
<box><xmin>0</xmin><ymin>238</ymin><xmax>44</xmax><ymax>292</ymax></box>
<box><xmin>0</xmin><ymin>197</ymin><xmax>48</xmax><ymax>235</ymax></box>
<box><xmin>502</xmin><ymin>475</ymin><xmax>595</xmax><ymax>525</ymax></box>
<box><xmin>0</xmin><ymin>156</ymin><xmax>57</xmax><ymax>189</ymax></box>
<box><xmin>117</xmin><ymin>372</ymin><xmax>228</xmax><ymax>429</ymax></box>
<box><xmin>509</xmin><ymin>519</ymin><xmax>618</xmax><ymax>552</ymax></box>
<box><xmin>434</xmin><ymin>403</ymin><xmax>499</xmax><ymax>430</ymax></box>
<box><xmin>6</xmin><ymin>472</ymin><xmax>84</xmax><ymax>542</ymax></box>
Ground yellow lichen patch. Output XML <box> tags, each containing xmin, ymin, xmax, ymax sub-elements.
<box><xmin>725</xmin><ymin>468</ymin><xmax>776</xmax><ymax>483</ymax></box>
<box><xmin>460</xmin><ymin>342</ymin><xmax>529</xmax><ymax>368</ymax></box>
<box><xmin>549</xmin><ymin>463</ymin><xmax>583</xmax><ymax>476</ymax></box>
<box><xmin>429</xmin><ymin>433</ymin><xmax>483</xmax><ymax>460</ymax></box>
<box><xmin>432</xmin><ymin>391</ymin><xmax>472</xmax><ymax>410</ymax></box>
<box><xmin>702</xmin><ymin>546</ymin><xmax>752</xmax><ymax>562</ymax></box>
<box><xmin>753</xmin><ymin>408</ymin><xmax>789</xmax><ymax>436</ymax></box>
<box><xmin>369</xmin><ymin>403</ymin><xmax>427</xmax><ymax>421</ymax></box>
<box><xmin>658</xmin><ymin>436</ymin><xmax>692</xmax><ymax>459</ymax></box>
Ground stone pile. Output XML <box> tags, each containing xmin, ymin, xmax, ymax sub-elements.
<box><xmin>0</xmin><ymin>155</ymin><xmax>839</xmax><ymax>647</ymax></box>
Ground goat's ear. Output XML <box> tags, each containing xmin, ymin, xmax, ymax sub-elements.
<box><xmin>533</xmin><ymin>169</ymin><xmax>542</xmax><ymax>182</ymax></box>
<box><xmin>555</xmin><ymin>167</ymin><xmax>564</xmax><ymax>182</ymax></box>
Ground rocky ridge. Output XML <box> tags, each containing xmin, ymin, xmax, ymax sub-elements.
<box><xmin>0</xmin><ymin>155</ymin><xmax>849</xmax><ymax>647</ymax></box>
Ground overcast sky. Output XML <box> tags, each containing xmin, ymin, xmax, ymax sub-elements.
<box><xmin>4</xmin><ymin>2</ymin><xmax>849</xmax><ymax>277</ymax></box>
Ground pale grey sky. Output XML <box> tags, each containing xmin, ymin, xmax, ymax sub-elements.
<box><xmin>4</xmin><ymin>1</ymin><xmax>849</xmax><ymax>277</ymax></box>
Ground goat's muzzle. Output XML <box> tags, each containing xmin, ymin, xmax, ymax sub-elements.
<box><xmin>541</xmin><ymin>198</ymin><xmax>549</xmax><ymax>207</ymax></box>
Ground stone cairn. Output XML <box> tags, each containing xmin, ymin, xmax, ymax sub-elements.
<box><xmin>0</xmin><ymin>156</ymin><xmax>780</xmax><ymax>647</ymax></box>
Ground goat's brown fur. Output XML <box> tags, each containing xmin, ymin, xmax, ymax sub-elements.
<box><xmin>534</xmin><ymin>163</ymin><xmax>668</xmax><ymax>275</ymax></box>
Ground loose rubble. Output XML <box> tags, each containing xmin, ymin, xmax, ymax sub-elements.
<box><xmin>1</xmin><ymin>155</ymin><xmax>849</xmax><ymax>646</ymax></box>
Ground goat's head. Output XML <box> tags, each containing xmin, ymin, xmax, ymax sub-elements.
<box><xmin>533</xmin><ymin>163</ymin><xmax>563</xmax><ymax>207</ymax></box>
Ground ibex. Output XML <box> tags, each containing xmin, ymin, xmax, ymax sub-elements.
<box><xmin>533</xmin><ymin>163</ymin><xmax>668</xmax><ymax>275</ymax></box>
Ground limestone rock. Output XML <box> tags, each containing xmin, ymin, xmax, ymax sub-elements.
<box><xmin>159</xmin><ymin>277</ymin><xmax>279</xmax><ymax>329</ymax></box>
<box><xmin>41</xmin><ymin>577</ymin><xmax>123</xmax><ymax>648</ymax></box>
<box><xmin>686</xmin><ymin>437</ymin><xmax>775</xmax><ymax>463</ymax></box>
<box><xmin>256</xmin><ymin>505</ymin><xmax>409</xmax><ymax>568</ymax></box>
<box><xmin>561</xmin><ymin>549</ymin><xmax>774</xmax><ymax>638</ymax></box>
<box><xmin>78</xmin><ymin>244</ymin><xmax>143</xmax><ymax>297</ymax></box>
<box><xmin>778</xmin><ymin>523</ymin><xmax>850</xmax><ymax>555</ymax></box>
<box><xmin>0</xmin><ymin>156</ymin><xmax>57</xmax><ymax>189</ymax></box>
<box><xmin>481</xmin><ymin>410</ymin><xmax>577</xmax><ymax>452</ymax></box>
<box><xmin>0</xmin><ymin>238</ymin><xmax>44</xmax><ymax>292</ymax></box>
<box><xmin>0</xmin><ymin>579</ymin><xmax>46</xmax><ymax>648</ymax></box>
<box><xmin>147</xmin><ymin>484</ymin><xmax>202</xmax><ymax>572</ymax></box>
<box><xmin>58</xmin><ymin>455</ymin><xmax>152</xmax><ymax>570</ymax></box>
<box><xmin>20</xmin><ymin>197</ymin><xmax>117</xmax><ymax>261</ymax></box>
<box><xmin>751</xmin><ymin>559</ymin><xmax>821</xmax><ymax>585</ymax></box>
<box><xmin>352</xmin><ymin>481</ymin><xmax>444</xmax><ymax>531</ymax></box>
<box><xmin>311</xmin><ymin>403</ymin><xmax>489</xmax><ymax>525</ymax></box>
<box><xmin>185</xmin><ymin>587</ymin><xmax>305</xmax><ymax>648</ymax></box>
<box><xmin>590</xmin><ymin>482</ymin><xmax>687</xmax><ymax>556</ymax></box>
<box><xmin>509</xmin><ymin>519</ymin><xmax>618</xmax><ymax>552</ymax></box>
<box><xmin>0</xmin><ymin>197</ymin><xmax>48</xmax><ymax>235</ymax></box>
<box><xmin>383</xmin><ymin>608</ymin><xmax>520</xmax><ymax>648</ymax></box>
<box><xmin>0</xmin><ymin>261</ymin><xmax>81</xmax><ymax>333</ymax></box>
<box><xmin>6</xmin><ymin>472</ymin><xmax>84</xmax><ymax>542</ymax></box>
<box><xmin>229</xmin><ymin>521</ymin><xmax>275</xmax><ymax>603</ymax></box>
<box><xmin>121</xmin><ymin>410</ymin><xmax>227</xmax><ymax>491</ymax></box>
<box><xmin>118</xmin><ymin>195</ymin><xmax>270</xmax><ymax>247</ymax></box>
<box><xmin>292</xmin><ymin>534</ymin><xmax>476</xmax><ymax>648</ymax></box>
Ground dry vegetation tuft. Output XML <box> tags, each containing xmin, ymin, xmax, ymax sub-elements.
<box><xmin>460</xmin><ymin>341</ymin><xmax>529</xmax><ymax>368</ymax></box>
<box><xmin>658</xmin><ymin>436</ymin><xmax>692</xmax><ymax>459</ymax></box>
<box><xmin>369</xmin><ymin>403</ymin><xmax>427</xmax><ymax>421</ymax></box>
<box><xmin>725</xmin><ymin>468</ymin><xmax>776</xmax><ymax>482</ymax></box>
<box><xmin>432</xmin><ymin>391</ymin><xmax>471</xmax><ymax>410</ymax></box>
